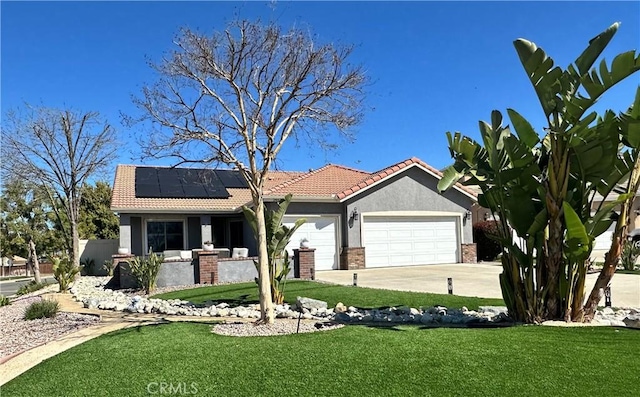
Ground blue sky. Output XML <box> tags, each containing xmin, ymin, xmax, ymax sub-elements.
<box><xmin>2</xmin><ymin>1</ymin><xmax>639</xmax><ymax>177</ymax></box>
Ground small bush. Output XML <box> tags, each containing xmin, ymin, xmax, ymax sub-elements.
<box><xmin>0</xmin><ymin>295</ymin><xmax>10</xmax><ymax>307</ymax></box>
<box><xmin>16</xmin><ymin>280</ymin><xmax>50</xmax><ymax>296</ymax></box>
<box><xmin>80</xmin><ymin>257</ymin><xmax>96</xmax><ymax>276</ymax></box>
<box><xmin>127</xmin><ymin>250</ymin><xmax>163</xmax><ymax>294</ymax></box>
<box><xmin>24</xmin><ymin>299</ymin><xmax>59</xmax><ymax>320</ymax></box>
<box><xmin>473</xmin><ymin>220</ymin><xmax>504</xmax><ymax>261</ymax></box>
<box><xmin>102</xmin><ymin>259</ymin><xmax>115</xmax><ymax>277</ymax></box>
<box><xmin>52</xmin><ymin>256</ymin><xmax>81</xmax><ymax>293</ymax></box>
<box><xmin>620</xmin><ymin>240</ymin><xmax>640</xmax><ymax>271</ymax></box>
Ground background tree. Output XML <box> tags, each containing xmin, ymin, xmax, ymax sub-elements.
<box><xmin>0</xmin><ymin>179</ymin><xmax>67</xmax><ymax>281</ymax></box>
<box><xmin>439</xmin><ymin>23</ymin><xmax>640</xmax><ymax>323</ymax></box>
<box><xmin>78</xmin><ymin>181</ymin><xmax>119</xmax><ymax>240</ymax></box>
<box><xmin>1</xmin><ymin>106</ymin><xmax>117</xmax><ymax>270</ymax></box>
<box><xmin>128</xmin><ymin>20</ymin><xmax>367</xmax><ymax>324</ymax></box>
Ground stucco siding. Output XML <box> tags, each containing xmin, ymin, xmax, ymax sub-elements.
<box><xmin>345</xmin><ymin>168</ymin><xmax>474</xmax><ymax>246</ymax></box>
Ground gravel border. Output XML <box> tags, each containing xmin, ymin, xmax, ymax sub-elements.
<box><xmin>211</xmin><ymin>319</ymin><xmax>344</xmax><ymax>337</ymax></box>
<box><xmin>0</xmin><ymin>296</ymin><xmax>100</xmax><ymax>361</ymax></box>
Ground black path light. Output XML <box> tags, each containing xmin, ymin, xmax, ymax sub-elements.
<box><xmin>447</xmin><ymin>278</ymin><xmax>453</xmax><ymax>295</ymax></box>
<box><xmin>353</xmin><ymin>273</ymin><xmax>358</xmax><ymax>287</ymax></box>
<box><xmin>604</xmin><ymin>286</ymin><xmax>612</xmax><ymax>307</ymax></box>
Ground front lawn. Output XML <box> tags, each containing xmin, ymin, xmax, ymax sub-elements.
<box><xmin>3</xmin><ymin>322</ymin><xmax>639</xmax><ymax>397</ymax></box>
<box><xmin>152</xmin><ymin>280</ymin><xmax>505</xmax><ymax>310</ymax></box>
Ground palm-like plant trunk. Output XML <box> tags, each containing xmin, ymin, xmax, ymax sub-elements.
<box><xmin>544</xmin><ymin>136</ymin><xmax>569</xmax><ymax>320</ymax></box>
<box><xmin>583</xmin><ymin>156</ymin><xmax>640</xmax><ymax>321</ymax></box>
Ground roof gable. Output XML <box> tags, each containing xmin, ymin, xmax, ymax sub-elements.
<box><xmin>336</xmin><ymin>157</ymin><xmax>477</xmax><ymax>201</ymax></box>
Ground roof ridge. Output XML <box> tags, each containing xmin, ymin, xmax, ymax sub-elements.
<box><xmin>335</xmin><ymin>157</ymin><xmax>477</xmax><ymax>200</ymax></box>
<box><xmin>264</xmin><ymin>164</ymin><xmax>334</xmax><ymax>194</ymax></box>
<box><xmin>326</xmin><ymin>163</ymin><xmax>371</xmax><ymax>175</ymax></box>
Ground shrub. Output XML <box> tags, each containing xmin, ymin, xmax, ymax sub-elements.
<box><xmin>103</xmin><ymin>259</ymin><xmax>115</xmax><ymax>277</ymax></box>
<box><xmin>473</xmin><ymin>220</ymin><xmax>504</xmax><ymax>261</ymax></box>
<box><xmin>0</xmin><ymin>295</ymin><xmax>10</xmax><ymax>307</ymax></box>
<box><xmin>80</xmin><ymin>257</ymin><xmax>96</xmax><ymax>276</ymax></box>
<box><xmin>127</xmin><ymin>250</ymin><xmax>163</xmax><ymax>294</ymax></box>
<box><xmin>16</xmin><ymin>280</ymin><xmax>50</xmax><ymax>296</ymax></box>
<box><xmin>51</xmin><ymin>256</ymin><xmax>81</xmax><ymax>293</ymax></box>
<box><xmin>620</xmin><ymin>240</ymin><xmax>640</xmax><ymax>271</ymax></box>
<box><xmin>24</xmin><ymin>299</ymin><xmax>59</xmax><ymax>320</ymax></box>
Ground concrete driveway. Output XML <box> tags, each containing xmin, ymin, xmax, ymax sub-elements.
<box><xmin>316</xmin><ymin>263</ymin><xmax>640</xmax><ymax>308</ymax></box>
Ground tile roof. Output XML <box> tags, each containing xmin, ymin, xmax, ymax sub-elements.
<box><xmin>336</xmin><ymin>157</ymin><xmax>478</xmax><ymax>200</ymax></box>
<box><xmin>264</xmin><ymin>164</ymin><xmax>370</xmax><ymax>198</ymax></box>
<box><xmin>111</xmin><ymin>158</ymin><xmax>476</xmax><ymax>212</ymax></box>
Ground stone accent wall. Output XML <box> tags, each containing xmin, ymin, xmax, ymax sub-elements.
<box><xmin>197</xmin><ymin>251</ymin><xmax>219</xmax><ymax>284</ymax></box>
<box><xmin>340</xmin><ymin>247</ymin><xmax>366</xmax><ymax>270</ymax></box>
<box><xmin>293</xmin><ymin>248</ymin><xmax>316</xmax><ymax>280</ymax></box>
<box><xmin>461</xmin><ymin>243</ymin><xmax>477</xmax><ymax>263</ymax></box>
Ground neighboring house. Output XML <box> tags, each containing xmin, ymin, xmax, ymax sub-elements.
<box><xmin>467</xmin><ymin>180</ymin><xmax>640</xmax><ymax>261</ymax></box>
<box><xmin>111</xmin><ymin>157</ymin><xmax>478</xmax><ymax>271</ymax></box>
<box><xmin>591</xmin><ymin>190</ymin><xmax>640</xmax><ymax>261</ymax></box>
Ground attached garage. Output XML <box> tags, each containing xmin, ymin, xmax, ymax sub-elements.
<box><xmin>362</xmin><ymin>215</ymin><xmax>460</xmax><ymax>267</ymax></box>
<box><xmin>283</xmin><ymin>215</ymin><xmax>339</xmax><ymax>271</ymax></box>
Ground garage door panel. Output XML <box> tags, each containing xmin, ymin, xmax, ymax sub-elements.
<box><xmin>363</xmin><ymin>216</ymin><xmax>459</xmax><ymax>267</ymax></box>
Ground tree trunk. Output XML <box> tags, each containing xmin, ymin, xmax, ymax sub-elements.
<box><xmin>70</xmin><ymin>212</ymin><xmax>81</xmax><ymax>279</ymax></box>
<box><xmin>583</xmin><ymin>156</ymin><xmax>640</xmax><ymax>321</ymax></box>
<box><xmin>28</xmin><ymin>239</ymin><xmax>42</xmax><ymax>284</ymax></box>
<box><xmin>254</xmin><ymin>199</ymin><xmax>274</xmax><ymax>324</ymax></box>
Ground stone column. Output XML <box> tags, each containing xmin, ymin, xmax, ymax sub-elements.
<box><xmin>461</xmin><ymin>243</ymin><xmax>477</xmax><ymax>263</ymax></box>
<box><xmin>196</xmin><ymin>251</ymin><xmax>218</xmax><ymax>284</ymax></box>
<box><xmin>293</xmin><ymin>248</ymin><xmax>316</xmax><ymax>280</ymax></box>
<box><xmin>340</xmin><ymin>247</ymin><xmax>366</xmax><ymax>270</ymax></box>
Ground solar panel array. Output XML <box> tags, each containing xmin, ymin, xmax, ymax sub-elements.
<box><xmin>134</xmin><ymin>167</ymin><xmax>247</xmax><ymax>199</ymax></box>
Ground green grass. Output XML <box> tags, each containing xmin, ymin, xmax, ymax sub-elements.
<box><xmin>152</xmin><ymin>280</ymin><xmax>505</xmax><ymax>310</ymax></box>
<box><xmin>3</xmin><ymin>323</ymin><xmax>639</xmax><ymax>397</ymax></box>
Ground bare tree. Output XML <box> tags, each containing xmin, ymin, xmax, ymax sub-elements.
<box><xmin>128</xmin><ymin>20</ymin><xmax>367</xmax><ymax>324</ymax></box>
<box><xmin>1</xmin><ymin>105</ymin><xmax>117</xmax><ymax>271</ymax></box>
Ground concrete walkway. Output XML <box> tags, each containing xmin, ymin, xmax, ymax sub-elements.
<box><xmin>316</xmin><ymin>263</ymin><xmax>640</xmax><ymax>308</ymax></box>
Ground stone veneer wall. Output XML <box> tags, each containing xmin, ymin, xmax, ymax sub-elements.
<box><xmin>461</xmin><ymin>243</ymin><xmax>477</xmax><ymax>263</ymax></box>
<box><xmin>340</xmin><ymin>247</ymin><xmax>366</xmax><ymax>270</ymax></box>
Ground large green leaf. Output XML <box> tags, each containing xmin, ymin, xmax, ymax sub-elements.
<box><xmin>438</xmin><ymin>164</ymin><xmax>466</xmax><ymax>193</ymax></box>
<box><xmin>574</xmin><ymin>22</ymin><xmax>620</xmax><ymax>75</ymax></box>
<box><xmin>563</xmin><ymin>202</ymin><xmax>591</xmax><ymax>261</ymax></box>
<box><xmin>507</xmin><ymin>108</ymin><xmax>540</xmax><ymax>148</ymax></box>
<box><xmin>620</xmin><ymin>86</ymin><xmax>640</xmax><ymax>149</ymax></box>
<box><xmin>513</xmin><ymin>39</ymin><xmax>562</xmax><ymax>118</ymax></box>
<box><xmin>566</xmin><ymin>50</ymin><xmax>640</xmax><ymax>121</ymax></box>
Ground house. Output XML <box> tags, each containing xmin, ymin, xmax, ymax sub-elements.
<box><xmin>111</xmin><ymin>157</ymin><xmax>478</xmax><ymax>272</ymax></box>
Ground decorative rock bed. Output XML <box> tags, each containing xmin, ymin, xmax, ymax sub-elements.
<box><xmin>70</xmin><ymin>277</ymin><xmax>640</xmax><ymax>328</ymax></box>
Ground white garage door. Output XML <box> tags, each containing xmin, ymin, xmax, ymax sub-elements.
<box><xmin>283</xmin><ymin>216</ymin><xmax>338</xmax><ymax>271</ymax></box>
<box><xmin>363</xmin><ymin>216</ymin><xmax>459</xmax><ymax>267</ymax></box>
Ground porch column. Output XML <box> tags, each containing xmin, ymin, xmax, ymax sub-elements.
<box><xmin>200</xmin><ymin>215</ymin><xmax>212</xmax><ymax>246</ymax></box>
<box><xmin>119</xmin><ymin>214</ymin><xmax>132</xmax><ymax>252</ymax></box>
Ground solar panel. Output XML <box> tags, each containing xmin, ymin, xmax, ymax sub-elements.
<box><xmin>136</xmin><ymin>183</ymin><xmax>162</xmax><ymax>198</ymax></box>
<box><xmin>134</xmin><ymin>166</ymin><xmax>233</xmax><ymax>199</ymax></box>
<box><xmin>215</xmin><ymin>169</ymin><xmax>248</xmax><ymax>188</ymax></box>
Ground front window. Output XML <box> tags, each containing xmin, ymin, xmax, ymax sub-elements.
<box><xmin>147</xmin><ymin>221</ymin><xmax>184</xmax><ymax>252</ymax></box>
